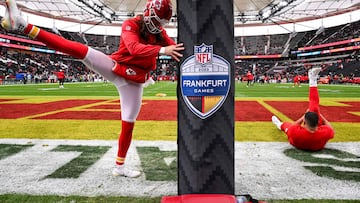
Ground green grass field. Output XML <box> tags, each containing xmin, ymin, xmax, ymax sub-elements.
<box><xmin>0</xmin><ymin>81</ymin><xmax>359</xmax><ymax>98</ymax></box>
<box><xmin>0</xmin><ymin>81</ymin><xmax>359</xmax><ymax>203</ymax></box>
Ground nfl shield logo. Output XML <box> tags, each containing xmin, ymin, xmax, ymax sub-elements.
<box><xmin>195</xmin><ymin>43</ymin><xmax>212</xmax><ymax>65</ymax></box>
<box><xmin>180</xmin><ymin>43</ymin><xmax>231</xmax><ymax>119</ymax></box>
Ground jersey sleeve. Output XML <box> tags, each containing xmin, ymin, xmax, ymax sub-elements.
<box><xmin>121</xmin><ymin>19</ymin><xmax>162</xmax><ymax>57</ymax></box>
<box><xmin>320</xmin><ymin>125</ymin><xmax>335</xmax><ymax>139</ymax></box>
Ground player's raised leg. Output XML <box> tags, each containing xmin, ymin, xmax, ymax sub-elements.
<box><xmin>1</xmin><ymin>0</ymin><xmax>27</xmax><ymax>31</ymax></box>
<box><xmin>308</xmin><ymin>67</ymin><xmax>322</xmax><ymax>125</ymax></box>
<box><xmin>0</xmin><ymin>0</ymin><xmax>119</xmax><ymax>82</ymax></box>
<box><xmin>1</xmin><ymin>0</ymin><xmax>88</xmax><ymax>58</ymax></box>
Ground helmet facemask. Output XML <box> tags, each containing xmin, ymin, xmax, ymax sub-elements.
<box><xmin>144</xmin><ymin>8</ymin><xmax>169</xmax><ymax>34</ymax></box>
<box><xmin>143</xmin><ymin>0</ymin><xmax>172</xmax><ymax>34</ymax></box>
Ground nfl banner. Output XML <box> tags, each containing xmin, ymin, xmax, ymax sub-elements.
<box><xmin>181</xmin><ymin>44</ymin><xmax>231</xmax><ymax>119</ymax></box>
<box><xmin>177</xmin><ymin>0</ymin><xmax>235</xmax><ymax>195</ymax></box>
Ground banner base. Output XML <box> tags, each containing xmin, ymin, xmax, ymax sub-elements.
<box><xmin>161</xmin><ymin>194</ymin><xmax>268</xmax><ymax>203</ymax></box>
<box><xmin>161</xmin><ymin>194</ymin><xmax>235</xmax><ymax>203</ymax></box>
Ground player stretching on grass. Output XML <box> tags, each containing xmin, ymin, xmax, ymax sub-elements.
<box><xmin>1</xmin><ymin>0</ymin><xmax>184</xmax><ymax>177</ymax></box>
<box><xmin>272</xmin><ymin>67</ymin><xmax>335</xmax><ymax>151</ymax></box>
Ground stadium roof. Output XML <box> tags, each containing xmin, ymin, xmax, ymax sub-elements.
<box><xmin>4</xmin><ymin>0</ymin><xmax>360</xmax><ymax>25</ymax></box>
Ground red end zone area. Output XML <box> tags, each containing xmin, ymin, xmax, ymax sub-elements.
<box><xmin>0</xmin><ymin>99</ymin><xmax>359</xmax><ymax>122</ymax></box>
<box><xmin>0</xmin><ymin>99</ymin><xmax>107</xmax><ymax>119</ymax></box>
<box><xmin>265</xmin><ymin>101</ymin><xmax>360</xmax><ymax>122</ymax></box>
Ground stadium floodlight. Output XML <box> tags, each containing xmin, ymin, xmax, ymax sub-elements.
<box><xmin>262</xmin><ymin>9</ymin><xmax>272</xmax><ymax>19</ymax></box>
<box><xmin>235</xmin><ymin>11</ymin><xmax>262</xmax><ymax>24</ymax></box>
<box><xmin>260</xmin><ymin>0</ymin><xmax>296</xmax><ymax>22</ymax></box>
<box><xmin>87</xmin><ymin>0</ymin><xmax>94</xmax><ymax>7</ymax></box>
<box><xmin>278</xmin><ymin>1</ymin><xmax>289</xmax><ymax>7</ymax></box>
<box><xmin>73</xmin><ymin>0</ymin><xmax>115</xmax><ymax>23</ymax></box>
<box><xmin>102</xmin><ymin>10</ymin><xmax>111</xmax><ymax>19</ymax></box>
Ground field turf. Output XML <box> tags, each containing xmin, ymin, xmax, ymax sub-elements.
<box><xmin>0</xmin><ymin>81</ymin><xmax>359</xmax><ymax>203</ymax></box>
<box><xmin>0</xmin><ymin>81</ymin><xmax>359</xmax><ymax>98</ymax></box>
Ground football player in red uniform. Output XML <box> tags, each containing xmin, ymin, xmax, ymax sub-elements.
<box><xmin>292</xmin><ymin>74</ymin><xmax>301</xmax><ymax>87</ymax></box>
<box><xmin>1</xmin><ymin>0</ymin><xmax>184</xmax><ymax>177</ymax></box>
<box><xmin>246</xmin><ymin>70</ymin><xmax>254</xmax><ymax>87</ymax></box>
<box><xmin>272</xmin><ymin>68</ymin><xmax>334</xmax><ymax>151</ymax></box>
<box><xmin>56</xmin><ymin>69</ymin><xmax>65</xmax><ymax>88</ymax></box>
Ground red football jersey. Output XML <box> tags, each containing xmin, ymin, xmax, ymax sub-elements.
<box><xmin>56</xmin><ymin>71</ymin><xmax>65</xmax><ymax>79</ymax></box>
<box><xmin>286</xmin><ymin>125</ymin><xmax>334</xmax><ymax>151</ymax></box>
<box><xmin>246</xmin><ymin>72</ymin><xmax>254</xmax><ymax>80</ymax></box>
<box><xmin>110</xmin><ymin>15</ymin><xmax>175</xmax><ymax>71</ymax></box>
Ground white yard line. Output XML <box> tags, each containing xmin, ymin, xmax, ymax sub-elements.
<box><xmin>0</xmin><ymin>139</ymin><xmax>359</xmax><ymax>199</ymax></box>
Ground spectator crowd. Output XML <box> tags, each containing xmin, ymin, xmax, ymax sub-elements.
<box><xmin>1</xmin><ymin>20</ymin><xmax>360</xmax><ymax>85</ymax></box>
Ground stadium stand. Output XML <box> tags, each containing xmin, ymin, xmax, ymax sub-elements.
<box><xmin>1</xmin><ymin>19</ymin><xmax>360</xmax><ymax>85</ymax></box>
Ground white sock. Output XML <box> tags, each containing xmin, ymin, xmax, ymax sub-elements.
<box><xmin>309</xmin><ymin>79</ymin><xmax>317</xmax><ymax>87</ymax></box>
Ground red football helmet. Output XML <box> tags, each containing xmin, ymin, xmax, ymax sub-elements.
<box><xmin>143</xmin><ymin>0</ymin><xmax>172</xmax><ymax>34</ymax></box>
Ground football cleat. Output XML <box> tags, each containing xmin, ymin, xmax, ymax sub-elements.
<box><xmin>112</xmin><ymin>165</ymin><xmax>141</xmax><ymax>178</ymax></box>
<box><xmin>1</xmin><ymin>0</ymin><xmax>27</xmax><ymax>31</ymax></box>
<box><xmin>143</xmin><ymin>77</ymin><xmax>155</xmax><ymax>88</ymax></box>
<box><xmin>272</xmin><ymin>115</ymin><xmax>282</xmax><ymax>130</ymax></box>
<box><xmin>308</xmin><ymin>67</ymin><xmax>321</xmax><ymax>81</ymax></box>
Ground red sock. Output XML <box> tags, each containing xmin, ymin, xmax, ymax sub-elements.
<box><xmin>116</xmin><ymin>121</ymin><xmax>135</xmax><ymax>165</ymax></box>
<box><xmin>308</xmin><ymin>86</ymin><xmax>323</xmax><ymax>125</ymax></box>
<box><xmin>23</xmin><ymin>24</ymin><xmax>88</xmax><ymax>59</ymax></box>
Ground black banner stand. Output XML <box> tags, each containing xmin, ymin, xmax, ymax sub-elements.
<box><xmin>176</xmin><ymin>0</ymin><xmax>235</xmax><ymax>195</ymax></box>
